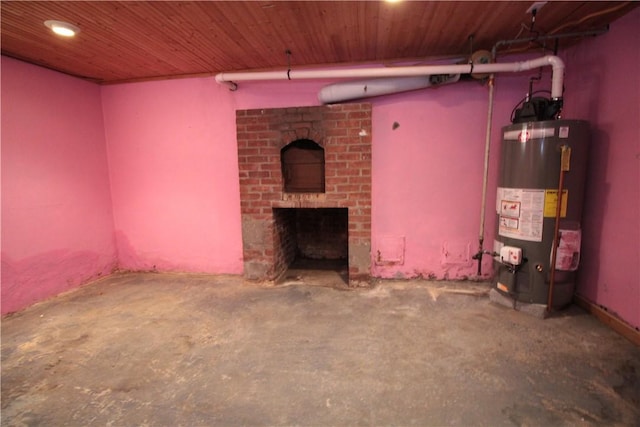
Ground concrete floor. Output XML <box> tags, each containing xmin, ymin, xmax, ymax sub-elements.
<box><xmin>2</xmin><ymin>272</ymin><xmax>639</xmax><ymax>426</ymax></box>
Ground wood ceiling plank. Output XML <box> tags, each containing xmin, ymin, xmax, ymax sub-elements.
<box><xmin>1</xmin><ymin>1</ymin><xmax>637</xmax><ymax>83</ymax></box>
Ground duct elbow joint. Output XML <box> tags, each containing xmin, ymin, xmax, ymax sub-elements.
<box><xmin>215</xmin><ymin>74</ymin><xmax>238</xmax><ymax>91</ymax></box>
<box><xmin>547</xmin><ymin>55</ymin><xmax>565</xmax><ymax>71</ymax></box>
<box><xmin>547</xmin><ymin>56</ymin><xmax>565</xmax><ymax>100</ymax></box>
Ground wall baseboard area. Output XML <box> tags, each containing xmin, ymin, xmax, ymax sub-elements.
<box><xmin>574</xmin><ymin>294</ymin><xmax>640</xmax><ymax>347</ymax></box>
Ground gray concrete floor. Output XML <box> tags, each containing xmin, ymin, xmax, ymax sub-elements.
<box><xmin>2</xmin><ymin>272</ymin><xmax>639</xmax><ymax>426</ymax></box>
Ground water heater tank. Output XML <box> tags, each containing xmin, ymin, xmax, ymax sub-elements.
<box><xmin>493</xmin><ymin>120</ymin><xmax>590</xmax><ymax>308</ymax></box>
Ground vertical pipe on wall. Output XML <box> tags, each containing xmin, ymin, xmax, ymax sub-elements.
<box><xmin>476</xmin><ymin>74</ymin><xmax>496</xmax><ymax>276</ymax></box>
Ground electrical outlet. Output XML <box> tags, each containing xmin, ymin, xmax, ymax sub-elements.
<box><xmin>526</xmin><ymin>1</ymin><xmax>547</xmax><ymax>14</ymax></box>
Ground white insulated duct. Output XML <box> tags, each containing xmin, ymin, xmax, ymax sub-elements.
<box><xmin>215</xmin><ymin>55</ymin><xmax>565</xmax><ymax>102</ymax></box>
<box><xmin>317</xmin><ymin>74</ymin><xmax>461</xmax><ymax>104</ymax></box>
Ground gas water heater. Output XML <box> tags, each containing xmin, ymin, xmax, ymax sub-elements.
<box><xmin>493</xmin><ymin>120</ymin><xmax>589</xmax><ymax>308</ymax></box>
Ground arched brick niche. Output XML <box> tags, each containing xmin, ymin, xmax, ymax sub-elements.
<box><xmin>236</xmin><ymin>103</ymin><xmax>372</xmax><ymax>285</ymax></box>
<box><xmin>281</xmin><ymin>139</ymin><xmax>325</xmax><ymax>193</ymax></box>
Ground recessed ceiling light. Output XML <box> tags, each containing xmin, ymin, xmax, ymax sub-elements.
<box><xmin>44</xmin><ymin>20</ymin><xmax>80</xmax><ymax>37</ymax></box>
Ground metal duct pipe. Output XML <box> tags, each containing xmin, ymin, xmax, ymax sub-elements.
<box><xmin>491</xmin><ymin>27</ymin><xmax>608</xmax><ymax>58</ymax></box>
<box><xmin>317</xmin><ymin>74</ymin><xmax>461</xmax><ymax>104</ymax></box>
<box><xmin>215</xmin><ymin>55</ymin><xmax>565</xmax><ymax>100</ymax></box>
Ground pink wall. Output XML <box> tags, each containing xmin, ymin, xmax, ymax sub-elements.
<box><xmin>561</xmin><ymin>8</ymin><xmax>640</xmax><ymax>328</ymax></box>
<box><xmin>370</xmin><ymin>76</ymin><xmax>528</xmax><ymax>280</ymax></box>
<box><xmin>1</xmin><ymin>57</ymin><xmax>117</xmax><ymax>314</ymax></box>
<box><xmin>101</xmin><ymin>78</ymin><xmax>244</xmax><ymax>274</ymax></box>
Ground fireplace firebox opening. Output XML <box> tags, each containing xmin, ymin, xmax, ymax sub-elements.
<box><xmin>273</xmin><ymin>207</ymin><xmax>348</xmax><ymax>284</ymax></box>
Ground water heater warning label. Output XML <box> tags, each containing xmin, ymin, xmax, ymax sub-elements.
<box><xmin>497</xmin><ymin>187</ymin><xmax>545</xmax><ymax>242</ymax></box>
<box><xmin>543</xmin><ymin>189</ymin><xmax>568</xmax><ymax>217</ymax></box>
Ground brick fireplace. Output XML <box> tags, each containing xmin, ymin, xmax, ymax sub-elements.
<box><xmin>236</xmin><ymin>103</ymin><xmax>372</xmax><ymax>285</ymax></box>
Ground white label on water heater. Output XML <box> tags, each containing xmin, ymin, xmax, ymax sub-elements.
<box><xmin>503</xmin><ymin>127</ymin><xmax>555</xmax><ymax>141</ymax></box>
<box><xmin>496</xmin><ymin>187</ymin><xmax>545</xmax><ymax>242</ymax></box>
<box><xmin>559</xmin><ymin>126</ymin><xmax>570</xmax><ymax>138</ymax></box>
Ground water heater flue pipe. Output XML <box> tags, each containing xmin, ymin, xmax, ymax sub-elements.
<box><xmin>215</xmin><ymin>55</ymin><xmax>565</xmax><ymax>99</ymax></box>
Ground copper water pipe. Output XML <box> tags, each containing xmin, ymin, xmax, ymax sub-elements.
<box><xmin>547</xmin><ymin>145</ymin><xmax>571</xmax><ymax>312</ymax></box>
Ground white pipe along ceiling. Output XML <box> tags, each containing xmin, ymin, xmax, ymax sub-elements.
<box><xmin>214</xmin><ymin>55</ymin><xmax>565</xmax><ymax>104</ymax></box>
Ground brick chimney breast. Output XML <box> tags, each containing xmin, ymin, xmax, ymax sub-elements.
<box><xmin>236</xmin><ymin>104</ymin><xmax>372</xmax><ymax>284</ymax></box>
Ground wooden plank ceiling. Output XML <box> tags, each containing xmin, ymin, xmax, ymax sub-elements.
<box><xmin>1</xmin><ymin>1</ymin><xmax>637</xmax><ymax>84</ymax></box>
